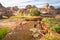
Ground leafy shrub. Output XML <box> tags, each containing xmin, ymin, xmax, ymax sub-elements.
<box><xmin>0</xmin><ymin>27</ymin><xmax>9</xmax><ymax>39</ymax></box>
<box><xmin>53</xmin><ymin>24</ymin><xmax>60</xmax><ymax>33</ymax></box>
<box><xmin>29</xmin><ymin>8</ymin><xmax>41</xmax><ymax>16</ymax></box>
<box><xmin>42</xmin><ymin>18</ymin><xmax>60</xmax><ymax>33</ymax></box>
<box><xmin>18</xmin><ymin>13</ymin><xmax>24</xmax><ymax>16</ymax></box>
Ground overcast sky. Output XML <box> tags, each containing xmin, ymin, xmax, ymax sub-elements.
<box><xmin>0</xmin><ymin>0</ymin><xmax>60</xmax><ymax>8</ymax></box>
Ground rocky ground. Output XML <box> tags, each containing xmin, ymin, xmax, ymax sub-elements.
<box><xmin>2</xmin><ymin>21</ymin><xmax>48</xmax><ymax>40</ymax></box>
<box><xmin>2</xmin><ymin>21</ymin><xmax>36</xmax><ymax>40</ymax></box>
<box><xmin>0</xmin><ymin>19</ymin><xmax>60</xmax><ymax>40</ymax></box>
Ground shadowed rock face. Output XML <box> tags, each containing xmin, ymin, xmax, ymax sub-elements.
<box><xmin>0</xmin><ymin>3</ymin><xmax>6</xmax><ymax>15</ymax></box>
<box><xmin>25</xmin><ymin>5</ymin><xmax>37</xmax><ymax>9</ymax></box>
<box><xmin>32</xmin><ymin>5</ymin><xmax>36</xmax><ymax>8</ymax></box>
<box><xmin>0</xmin><ymin>3</ymin><xmax>20</xmax><ymax>19</ymax></box>
<box><xmin>0</xmin><ymin>3</ymin><xmax>14</xmax><ymax>18</ymax></box>
<box><xmin>25</xmin><ymin>5</ymin><xmax>32</xmax><ymax>9</ymax></box>
<box><xmin>6</xmin><ymin>6</ymin><xmax>19</xmax><ymax>16</ymax></box>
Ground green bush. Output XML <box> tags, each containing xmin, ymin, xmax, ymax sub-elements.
<box><xmin>53</xmin><ymin>24</ymin><xmax>60</xmax><ymax>33</ymax></box>
<box><xmin>42</xmin><ymin>18</ymin><xmax>60</xmax><ymax>33</ymax></box>
<box><xmin>0</xmin><ymin>27</ymin><xmax>9</xmax><ymax>40</ymax></box>
<box><xmin>18</xmin><ymin>13</ymin><xmax>24</xmax><ymax>16</ymax></box>
<box><xmin>29</xmin><ymin>8</ymin><xmax>41</xmax><ymax>16</ymax></box>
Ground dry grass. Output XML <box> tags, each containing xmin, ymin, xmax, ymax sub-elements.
<box><xmin>40</xmin><ymin>32</ymin><xmax>60</xmax><ymax>40</ymax></box>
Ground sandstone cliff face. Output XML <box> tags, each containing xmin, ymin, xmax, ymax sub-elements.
<box><xmin>25</xmin><ymin>5</ymin><xmax>32</xmax><ymax>9</ymax></box>
<box><xmin>0</xmin><ymin>3</ymin><xmax>60</xmax><ymax>18</ymax></box>
<box><xmin>0</xmin><ymin>3</ymin><xmax>15</xmax><ymax>18</ymax></box>
<box><xmin>43</xmin><ymin>3</ymin><xmax>55</xmax><ymax>9</ymax></box>
<box><xmin>0</xmin><ymin>3</ymin><xmax>7</xmax><ymax>18</ymax></box>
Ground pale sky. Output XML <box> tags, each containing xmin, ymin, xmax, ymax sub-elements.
<box><xmin>0</xmin><ymin>0</ymin><xmax>60</xmax><ymax>8</ymax></box>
